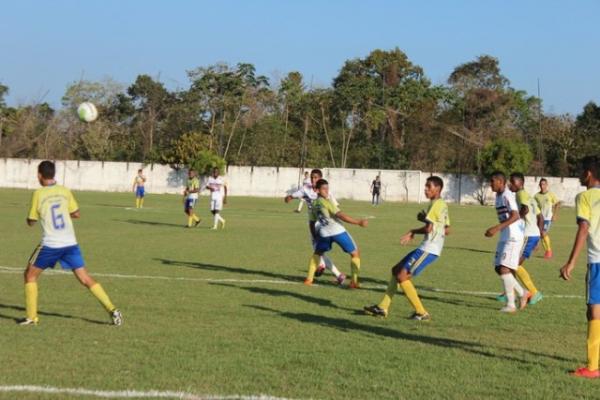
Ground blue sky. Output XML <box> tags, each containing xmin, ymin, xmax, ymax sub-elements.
<box><xmin>1</xmin><ymin>0</ymin><xmax>598</xmax><ymax>114</ymax></box>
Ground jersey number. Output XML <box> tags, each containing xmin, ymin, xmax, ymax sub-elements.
<box><xmin>50</xmin><ymin>204</ymin><xmax>65</xmax><ymax>230</ymax></box>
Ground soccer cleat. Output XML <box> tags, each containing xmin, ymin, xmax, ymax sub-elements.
<box><xmin>409</xmin><ymin>312</ymin><xmax>431</xmax><ymax>321</ymax></box>
<box><xmin>499</xmin><ymin>306</ymin><xmax>517</xmax><ymax>313</ymax></box>
<box><xmin>519</xmin><ymin>291</ymin><xmax>530</xmax><ymax>310</ymax></box>
<box><xmin>363</xmin><ymin>305</ymin><xmax>388</xmax><ymax>317</ymax></box>
<box><xmin>571</xmin><ymin>367</ymin><xmax>600</xmax><ymax>379</ymax></box>
<box><xmin>544</xmin><ymin>250</ymin><xmax>553</xmax><ymax>259</ymax></box>
<box><xmin>303</xmin><ymin>279</ymin><xmax>313</xmax><ymax>286</ymax></box>
<box><xmin>496</xmin><ymin>293</ymin><xmax>507</xmax><ymax>302</ymax></box>
<box><xmin>194</xmin><ymin>219</ymin><xmax>202</xmax><ymax>227</ymax></box>
<box><xmin>110</xmin><ymin>309</ymin><xmax>123</xmax><ymax>326</ymax></box>
<box><xmin>294</xmin><ymin>209</ymin><xmax>301</xmax><ymax>213</ymax></box>
<box><xmin>210</xmin><ymin>226</ymin><xmax>218</xmax><ymax>230</ymax></box>
<box><xmin>348</xmin><ymin>281</ymin><xmax>360</xmax><ymax>289</ymax></box>
<box><xmin>315</xmin><ymin>265</ymin><xmax>326</xmax><ymax>277</ymax></box>
<box><xmin>335</xmin><ymin>273</ymin><xmax>346</xmax><ymax>285</ymax></box>
<box><xmin>528</xmin><ymin>291</ymin><xmax>543</xmax><ymax>305</ymax></box>
<box><xmin>17</xmin><ymin>317</ymin><xmax>39</xmax><ymax>326</ymax></box>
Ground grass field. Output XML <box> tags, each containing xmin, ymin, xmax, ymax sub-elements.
<box><xmin>0</xmin><ymin>188</ymin><xmax>598</xmax><ymax>399</ymax></box>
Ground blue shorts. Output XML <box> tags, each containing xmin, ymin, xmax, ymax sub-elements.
<box><xmin>543</xmin><ymin>220</ymin><xmax>552</xmax><ymax>232</ymax></box>
<box><xmin>397</xmin><ymin>248</ymin><xmax>438</xmax><ymax>277</ymax></box>
<box><xmin>315</xmin><ymin>232</ymin><xmax>357</xmax><ymax>254</ymax></box>
<box><xmin>136</xmin><ymin>186</ymin><xmax>145</xmax><ymax>198</ymax></box>
<box><xmin>184</xmin><ymin>198</ymin><xmax>197</xmax><ymax>211</ymax></box>
<box><xmin>30</xmin><ymin>244</ymin><xmax>85</xmax><ymax>270</ymax></box>
<box><xmin>521</xmin><ymin>236</ymin><xmax>540</xmax><ymax>259</ymax></box>
<box><xmin>587</xmin><ymin>263</ymin><xmax>600</xmax><ymax>305</ymax></box>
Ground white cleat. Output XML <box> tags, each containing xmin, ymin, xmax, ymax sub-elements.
<box><xmin>499</xmin><ymin>306</ymin><xmax>517</xmax><ymax>313</ymax></box>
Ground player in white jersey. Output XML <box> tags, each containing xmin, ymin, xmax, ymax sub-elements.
<box><xmin>206</xmin><ymin>167</ymin><xmax>227</xmax><ymax>230</ymax></box>
<box><xmin>294</xmin><ymin>171</ymin><xmax>311</xmax><ymax>213</ymax></box>
<box><xmin>485</xmin><ymin>171</ymin><xmax>529</xmax><ymax>313</ymax></box>
<box><xmin>285</xmin><ymin>169</ymin><xmax>345</xmax><ymax>284</ymax></box>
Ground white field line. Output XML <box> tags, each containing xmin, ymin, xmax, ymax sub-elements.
<box><xmin>0</xmin><ymin>385</ymin><xmax>296</xmax><ymax>400</ymax></box>
<box><xmin>0</xmin><ymin>265</ymin><xmax>584</xmax><ymax>299</ymax></box>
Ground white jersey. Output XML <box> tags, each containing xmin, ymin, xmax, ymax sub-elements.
<box><xmin>207</xmin><ymin>176</ymin><xmax>226</xmax><ymax>200</ymax></box>
<box><xmin>495</xmin><ymin>189</ymin><xmax>525</xmax><ymax>241</ymax></box>
<box><xmin>290</xmin><ymin>185</ymin><xmax>338</xmax><ymax>220</ymax></box>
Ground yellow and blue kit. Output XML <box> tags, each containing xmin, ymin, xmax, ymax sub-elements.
<box><xmin>578</xmin><ymin>187</ymin><xmax>600</xmax><ymax>304</ymax></box>
<box><xmin>312</xmin><ymin>197</ymin><xmax>357</xmax><ymax>254</ymax></box>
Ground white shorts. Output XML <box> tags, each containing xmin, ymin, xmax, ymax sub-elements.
<box><xmin>494</xmin><ymin>239</ymin><xmax>523</xmax><ymax>270</ymax></box>
<box><xmin>211</xmin><ymin>198</ymin><xmax>223</xmax><ymax>211</ymax></box>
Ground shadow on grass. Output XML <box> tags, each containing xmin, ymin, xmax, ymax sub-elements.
<box><xmin>0</xmin><ymin>303</ymin><xmax>107</xmax><ymax>325</ymax></box>
<box><xmin>116</xmin><ymin>219</ymin><xmax>185</xmax><ymax>228</ymax></box>
<box><xmin>445</xmin><ymin>246</ymin><xmax>495</xmax><ymax>255</ymax></box>
<box><xmin>247</xmin><ymin>304</ymin><xmax>576</xmax><ymax>365</ymax></box>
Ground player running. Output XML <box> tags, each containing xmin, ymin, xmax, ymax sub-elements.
<box><xmin>132</xmin><ymin>168</ymin><xmax>146</xmax><ymax>209</ymax></box>
<box><xmin>305</xmin><ymin>179</ymin><xmax>368</xmax><ymax>288</ymax></box>
<box><xmin>284</xmin><ymin>169</ymin><xmax>345</xmax><ymax>284</ymax></box>
<box><xmin>364</xmin><ymin>176</ymin><xmax>449</xmax><ymax>320</ymax></box>
<box><xmin>184</xmin><ymin>169</ymin><xmax>201</xmax><ymax>228</ymax></box>
<box><xmin>535</xmin><ymin>178</ymin><xmax>561</xmax><ymax>259</ymax></box>
<box><xmin>560</xmin><ymin>156</ymin><xmax>600</xmax><ymax>378</ymax></box>
<box><xmin>485</xmin><ymin>171</ymin><xmax>529</xmax><ymax>313</ymax></box>
<box><xmin>19</xmin><ymin>161</ymin><xmax>122</xmax><ymax>326</ymax></box>
<box><xmin>206</xmin><ymin>167</ymin><xmax>227</xmax><ymax>230</ymax></box>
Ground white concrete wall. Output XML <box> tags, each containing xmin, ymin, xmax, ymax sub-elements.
<box><xmin>0</xmin><ymin>158</ymin><xmax>586</xmax><ymax>206</ymax></box>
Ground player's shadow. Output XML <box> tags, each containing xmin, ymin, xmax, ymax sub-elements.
<box><xmin>0</xmin><ymin>303</ymin><xmax>107</xmax><ymax>325</ymax></box>
<box><xmin>445</xmin><ymin>246</ymin><xmax>494</xmax><ymax>255</ymax></box>
<box><xmin>210</xmin><ymin>282</ymin><xmax>355</xmax><ymax>312</ymax></box>
<box><xmin>247</xmin><ymin>305</ymin><xmax>575</xmax><ymax>365</ymax></box>
<box><xmin>116</xmin><ymin>219</ymin><xmax>184</xmax><ymax>228</ymax></box>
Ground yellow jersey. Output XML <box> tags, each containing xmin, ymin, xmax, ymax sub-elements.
<box><xmin>187</xmin><ymin>177</ymin><xmax>200</xmax><ymax>200</ymax></box>
<box><xmin>534</xmin><ymin>191</ymin><xmax>558</xmax><ymax>220</ymax></box>
<box><xmin>576</xmin><ymin>187</ymin><xmax>600</xmax><ymax>264</ymax></box>
<box><xmin>419</xmin><ymin>198</ymin><xmax>450</xmax><ymax>256</ymax></box>
<box><xmin>517</xmin><ymin>189</ymin><xmax>541</xmax><ymax>237</ymax></box>
<box><xmin>28</xmin><ymin>184</ymin><xmax>79</xmax><ymax>248</ymax></box>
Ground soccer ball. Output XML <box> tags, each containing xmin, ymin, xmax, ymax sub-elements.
<box><xmin>77</xmin><ymin>102</ymin><xmax>99</xmax><ymax>122</ymax></box>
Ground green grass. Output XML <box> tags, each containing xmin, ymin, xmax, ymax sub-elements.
<box><xmin>0</xmin><ymin>189</ymin><xmax>597</xmax><ymax>399</ymax></box>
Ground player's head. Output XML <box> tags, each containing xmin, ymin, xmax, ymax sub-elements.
<box><xmin>539</xmin><ymin>178</ymin><xmax>548</xmax><ymax>192</ymax></box>
<box><xmin>376</xmin><ymin>175</ymin><xmax>380</xmax><ymax>181</ymax></box>
<box><xmin>304</xmin><ymin>171</ymin><xmax>309</xmax><ymax>177</ymax></box>
<box><xmin>424</xmin><ymin>176</ymin><xmax>443</xmax><ymax>199</ymax></box>
<box><xmin>212</xmin><ymin>167</ymin><xmax>220</xmax><ymax>178</ymax></box>
<box><xmin>37</xmin><ymin>160</ymin><xmax>55</xmax><ymax>185</ymax></box>
<box><xmin>138</xmin><ymin>169</ymin><xmax>143</xmax><ymax>174</ymax></box>
<box><xmin>489</xmin><ymin>171</ymin><xmax>506</xmax><ymax>193</ymax></box>
<box><xmin>310</xmin><ymin>169</ymin><xmax>323</xmax><ymax>186</ymax></box>
<box><xmin>315</xmin><ymin>178</ymin><xmax>329</xmax><ymax>197</ymax></box>
<box><xmin>579</xmin><ymin>155</ymin><xmax>600</xmax><ymax>187</ymax></box>
<box><xmin>188</xmin><ymin>169</ymin><xmax>196</xmax><ymax>178</ymax></box>
<box><xmin>509</xmin><ymin>172</ymin><xmax>525</xmax><ymax>192</ymax></box>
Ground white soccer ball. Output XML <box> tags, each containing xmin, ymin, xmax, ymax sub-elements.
<box><xmin>77</xmin><ymin>102</ymin><xmax>98</xmax><ymax>122</ymax></box>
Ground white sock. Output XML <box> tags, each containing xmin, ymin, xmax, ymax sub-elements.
<box><xmin>322</xmin><ymin>256</ymin><xmax>341</xmax><ymax>278</ymax></box>
<box><xmin>213</xmin><ymin>214</ymin><xmax>219</xmax><ymax>228</ymax></box>
<box><xmin>297</xmin><ymin>201</ymin><xmax>303</xmax><ymax>211</ymax></box>
<box><xmin>511</xmin><ymin>274</ymin><xmax>525</xmax><ymax>297</ymax></box>
<box><xmin>217</xmin><ymin>214</ymin><xmax>225</xmax><ymax>223</ymax></box>
<box><xmin>501</xmin><ymin>274</ymin><xmax>516</xmax><ymax>308</ymax></box>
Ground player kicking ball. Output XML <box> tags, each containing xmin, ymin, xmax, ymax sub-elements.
<box><xmin>19</xmin><ymin>161</ymin><xmax>122</xmax><ymax>326</ymax></box>
<box><xmin>559</xmin><ymin>156</ymin><xmax>600</xmax><ymax>378</ymax></box>
<box><xmin>364</xmin><ymin>176</ymin><xmax>449</xmax><ymax>320</ymax></box>
<box><xmin>206</xmin><ymin>167</ymin><xmax>227</xmax><ymax>230</ymax></box>
<box><xmin>305</xmin><ymin>179</ymin><xmax>367</xmax><ymax>288</ymax></box>
<box><xmin>485</xmin><ymin>171</ymin><xmax>529</xmax><ymax>313</ymax></box>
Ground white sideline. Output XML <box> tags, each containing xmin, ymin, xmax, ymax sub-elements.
<box><xmin>0</xmin><ymin>385</ymin><xmax>295</xmax><ymax>400</ymax></box>
<box><xmin>0</xmin><ymin>265</ymin><xmax>584</xmax><ymax>299</ymax></box>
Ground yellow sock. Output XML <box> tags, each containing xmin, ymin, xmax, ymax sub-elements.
<box><xmin>516</xmin><ymin>266</ymin><xmax>538</xmax><ymax>295</ymax></box>
<box><xmin>542</xmin><ymin>235</ymin><xmax>552</xmax><ymax>252</ymax></box>
<box><xmin>400</xmin><ymin>280</ymin><xmax>426</xmax><ymax>315</ymax></box>
<box><xmin>187</xmin><ymin>216</ymin><xmax>194</xmax><ymax>227</ymax></box>
<box><xmin>139</xmin><ymin>198</ymin><xmax>144</xmax><ymax>208</ymax></box>
<box><xmin>306</xmin><ymin>255</ymin><xmax>320</xmax><ymax>282</ymax></box>
<box><xmin>378</xmin><ymin>275</ymin><xmax>399</xmax><ymax>311</ymax></box>
<box><xmin>25</xmin><ymin>282</ymin><xmax>38</xmax><ymax>321</ymax></box>
<box><xmin>192</xmin><ymin>214</ymin><xmax>200</xmax><ymax>222</ymax></box>
<box><xmin>135</xmin><ymin>198</ymin><xmax>140</xmax><ymax>208</ymax></box>
<box><xmin>350</xmin><ymin>257</ymin><xmax>361</xmax><ymax>284</ymax></box>
<box><xmin>588</xmin><ymin>320</ymin><xmax>600</xmax><ymax>371</ymax></box>
<box><xmin>89</xmin><ymin>283</ymin><xmax>116</xmax><ymax>312</ymax></box>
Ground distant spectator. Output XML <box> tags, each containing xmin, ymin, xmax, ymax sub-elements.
<box><xmin>371</xmin><ymin>175</ymin><xmax>382</xmax><ymax>206</ymax></box>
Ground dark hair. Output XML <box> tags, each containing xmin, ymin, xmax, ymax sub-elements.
<box><xmin>509</xmin><ymin>172</ymin><xmax>525</xmax><ymax>182</ymax></box>
<box><xmin>539</xmin><ymin>178</ymin><xmax>548</xmax><ymax>184</ymax></box>
<box><xmin>490</xmin><ymin>170</ymin><xmax>506</xmax><ymax>181</ymax></box>
<box><xmin>426</xmin><ymin>175</ymin><xmax>444</xmax><ymax>189</ymax></box>
<box><xmin>138</xmin><ymin>169</ymin><xmax>143</xmax><ymax>173</ymax></box>
<box><xmin>581</xmin><ymin>156</ymin><xmax>600</xmax><ymax>179</ymax></box>
<box><xmin>315</xmin><ymin>179</ymin><xmax>328</xmax><ymax>189</ymax></box>
<box><xmin>310</xmin><ymin>169</ymin><xmax>323</xmax><ymax>178</ymax></box>
<box><xmin>38</xmin><ymin>161</ymin><xmax>55</xmax><ymax>179</ymax></box>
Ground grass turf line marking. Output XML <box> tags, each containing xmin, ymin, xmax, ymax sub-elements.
<box><xmin>0</xmin><ymin>385</ymin><xmax>296</xmax><ymax>400</ymax></box>
<box><xmin>0</xmin><ymin>265</ymin><xmax>583</xmax><ymax>299</ymax></box>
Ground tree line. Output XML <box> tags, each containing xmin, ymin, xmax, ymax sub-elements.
<box><xmin>0</xmin><ymin>48</ymin><xmax>598</xmax><ymax>177</ymax></box>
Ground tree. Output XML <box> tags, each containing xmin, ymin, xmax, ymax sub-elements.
<box><xmin>479</xmin><ymin>138</ymin><xmax>533</xmax><ymax>177</ymax></box>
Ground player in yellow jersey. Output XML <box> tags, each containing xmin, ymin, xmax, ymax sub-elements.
<box><xmin>305</xmin><ymin>179</ymin><xmax>368</xmax><ymax>288</ymax></box>
<box><xmin>560</xmin><ymin>156</ymin><xmax>600</xmax><ymax>378</ymax></box>
<box><xmin>364</xmin><ymin>176</ymin><xmax>449</xmax><ymax>320</ymax></box>
<box><xmin>132</xmin><ymin>168</ymin><xmax>146</xmax><ymax>208</ymax></box>
<box><xmin>535</xmin><ymin>178</ymin><xmax>561</xmax><ymax>259</ymax></box>
<box><xmin>19</xmin><ymin>161</ymin><xmax>122</xmax><ymax>326</ymax></box>
<box><xmin>184</xmin><ymin>169</ymin><xmax>201</xmax><ymax>228</ymax></box>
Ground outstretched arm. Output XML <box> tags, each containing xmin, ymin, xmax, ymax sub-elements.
<box><xmin>400</xmin><ymin>222</ymin><xmax>432</xmax><ymax>244</ymax></box>
<box><xmin>335</xmin><ymin>211</ymin><xmax>368</xmax><ymax>227</ymax></box>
